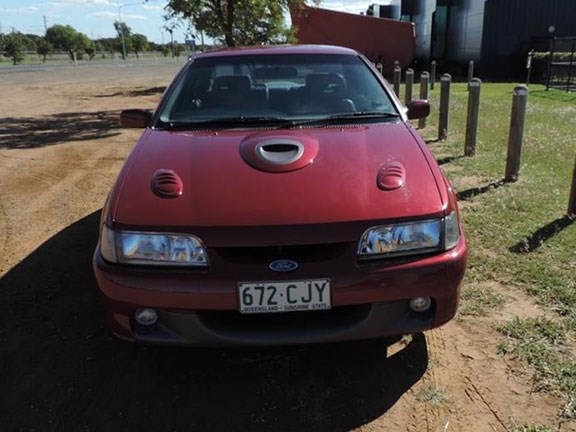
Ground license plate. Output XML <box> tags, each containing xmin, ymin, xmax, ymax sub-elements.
<box><xmin>238</xmin><ymin>279</ymin><xmax>331</xmax><ymax>314</ymax></box>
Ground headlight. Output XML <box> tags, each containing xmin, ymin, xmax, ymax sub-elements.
<box><xmin>444</xmin><ymin>211</ymin><xmax>460</xmax><ymax>250</ymax></box>
<box><xmin>100</xmin><ymin>225</ymin><xmax>118</xmax><ymax>263</ymax></box>
<box><xmin>100</xmin><ymin>227</ymin><xmax>208</xmax><ymax>266</ymax></box>
<box><xmin>358</xmin><ymin>212</ymin><xmax>460</xmax><ymax>259</ymax></box>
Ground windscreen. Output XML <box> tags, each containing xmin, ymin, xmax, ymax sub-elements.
<box><xmin>157</xmin><ymin>54</ymin><xmax>396</xmax><ymax>125</ymax></box>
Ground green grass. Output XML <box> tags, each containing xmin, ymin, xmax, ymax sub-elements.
<box><xmin>497</xmin><ymin>317</ymin><xmax>576</xmax><ymax>418</ymax></box>
<box><xmin>416</xmin><ymin>384</ymin><xmax>449</xmax><ymax>406</ymax></box>
<box><xmin>413</xmin><ymin>82</ymin><xmax>576</xmax><ymax>419</ymax></box>
<box><xmin>421</xmin><ymin>83</ymin><xmax>575</xmax><ymax>321</ymax></box>
<box><xmin>459</xmin><ymin>283</ymin><xmax>506</xmax><ymax>316</ymax></box>
<box><xmin>512</xmin><ymin>425</ymin><xmax>553</xmax><ymax>432</ymax></box>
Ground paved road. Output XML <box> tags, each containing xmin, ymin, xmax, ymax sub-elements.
<box><xmin>0</xmin><ymin>57</ymin><xmax>186</xmax><ymax>86</ymax></box>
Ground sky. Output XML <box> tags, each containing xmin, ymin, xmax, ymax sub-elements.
<box><xmin>0</xmin><ymin>0</ymin><xmax>374</xmax><ymax>45</ymax></box>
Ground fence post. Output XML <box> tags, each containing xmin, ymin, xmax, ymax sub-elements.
<box><xmin>405</xmin><ymin>68</ymin><xmax>414</xmax><ymax>105</ymax></box>
<box><xmin>465</xmin><ymin>78</ymin><xmax>481</xmax><ymax>157</ymax></box>
<box><xmin>546</xmin><ymin>37</ymin><xmax>555</xmax><ymax>90</ymax></box>
<box><xmin>566</xmin><ymin>38</ymin><xmax>576</xmax><ymax>92</ymax></box>
<box><xmin>430</xmin><ymin>60</ymin><xmax>436</xmax><ymax>90</ymax></box>
<box><xmin>505</xmin><ymin>85</ymin><xmax>529</xmax><ymax>182</ymax></box>
<box><xmin>419</xmin><ymin>71</ymin><xmax>430</xmax><ymax>129</ymax></box>
<box><xmin>526</xmin><ymin>49</ymin><xmax>534</xmax><ymax>85</ymax></box>
<box><xmin>393</xmin><ymin>66</ymin><xmax>401</xmax><ymax>97</ymax></box>
<box><xmin>394</xmin><ymin>60</ymin><xmax>400</xmax><ymax>69</ymax></box>
<box><xmin>568</xmin><ymin>155</ymin><xmax>576</xmax><ymax>216</ymax></box>
<box><xmin>438</xmin><ymin>73</ymin><xmax>451</xmax><ymax>141</ymax></box>
<box><xmin>467</xmin><ymin>60</ymin><xmax>474</xmax><ymax>83</ymax></box>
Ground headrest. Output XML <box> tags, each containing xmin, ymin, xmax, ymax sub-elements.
<box><xmin>305</xmin><ymin>73</ymin><xmax>347</xmax><ymax>95</ymax></box>
<box><xmin>212</xmin><ymin>75</ymin><xmax>252</xmax><ymax>92</ymax></box>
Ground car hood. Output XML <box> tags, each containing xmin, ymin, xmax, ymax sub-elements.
<box><xmin>112</xmin><ymin>123</ymin><xmax>444</xmax><ymax>229</ymax></box>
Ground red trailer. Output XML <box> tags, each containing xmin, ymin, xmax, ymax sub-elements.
<box><xmin>290</xmin><ymin>6</ymin><xmax>415</xmax><ymax>75</ymax></box>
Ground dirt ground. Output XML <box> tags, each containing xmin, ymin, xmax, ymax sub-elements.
<box><xmin>0</xmin><ymin>61</ymin><xmax>574</xmax><ymax>432</ymax></box>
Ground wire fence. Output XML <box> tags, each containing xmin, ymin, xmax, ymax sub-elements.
<box><xmin>546</xmin><ymin>37</ymin><xmax>576</xmax><ymax>92</ymax></box>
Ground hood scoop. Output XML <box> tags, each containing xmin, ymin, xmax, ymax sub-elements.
<box><xmin>240</xmin><ymin>133</ymin><xmax>319</xmax><ymax>173</ymax></box>
<box><xmin>377</xmin><ymin>161</ymin><xmax>406</xmax><ymax>190</ymax></box>
<box><xmin>151</xmin><ymin>169</ymin><xmax>183</xmax><ymax>198</ymax></box>
<box><xmin>256</xmin><ymin>141</ymin><xmax>304</xmax><ymax>165</ymax></box>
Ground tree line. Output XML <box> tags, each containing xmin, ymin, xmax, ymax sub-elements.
<box><xmin>0</xmin><ymin>23</ymin><xmax>181</xmax><ymax>65</ymax></box>
<box><xmin>1</xmin><ymin>0</ymin><xmax>323</xmax><ymax>65</ymax></box>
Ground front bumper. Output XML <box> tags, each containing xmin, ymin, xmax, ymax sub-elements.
<box><xmin>93</xmin><ymin>237</ymin><xmax>466</xmax><ymax>346</ymax></box>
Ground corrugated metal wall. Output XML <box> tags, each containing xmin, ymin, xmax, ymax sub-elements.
<box><xmin>481</xmin><ymin>0</ymin><xmax>576</xmax><ymax>78</ymax></box>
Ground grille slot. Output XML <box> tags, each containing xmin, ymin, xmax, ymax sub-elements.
<box><xmin>377</xmin><ymin>161</ymin><xmax>406</xmax><ymax>190</ymax></box>
<box><xmin>151</xmin><ymin>169</ymin><xmax>183</xmax><ymax>198</ymax></box>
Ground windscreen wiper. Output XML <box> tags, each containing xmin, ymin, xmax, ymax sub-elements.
<box><xmin>280</xmin><ymin>111</ymin><xmax>401</xmax><ymax>129</ymax></box>
<box><xmin>164</xmin><ymin>116</ymin><xmax>291</xmax><ymax>130</ymax></box>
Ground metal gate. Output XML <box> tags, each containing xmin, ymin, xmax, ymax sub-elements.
<box><xmin>546</xmin><ymin>37</ymin><xmax>576</xmax><ymax>92</ymax></box>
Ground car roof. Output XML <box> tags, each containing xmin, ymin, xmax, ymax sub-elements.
<box><xmin>196</xmin><ymin>44</ymin><xmax>360</xmax><ymax>59</ymax></box>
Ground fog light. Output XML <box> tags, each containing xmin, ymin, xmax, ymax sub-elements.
<box><xmin>409</xmin><ymin>297</ymin><xmax>431</xmax><ymax>313</ymax></box>
<box><xmin>135</xmin><ymin>308</ymin><xmax>158</xmax><ymax>326</ymax></box>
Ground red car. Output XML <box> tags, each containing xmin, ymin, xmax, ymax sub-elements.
<box><xmin>93</xmin><ymin>45</ymin><xmax>466</xmax><ymax>346</ymax></box>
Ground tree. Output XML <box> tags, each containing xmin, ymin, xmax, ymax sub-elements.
<box><xmin>165</xmin><ymin>0</ymin><xmax>320</xmax><ymax>47</ymax></box>
<box><xmin>22</xmin><ymin>34</ymin><xmax>39</xmax><ymax>51</ymax></box>
<box><xmin>75</xmin><ymin>33</ymin><xmax>92</xmax><ymax>59</ymax></box>
<box><xmin>114</xmin><ymin>21</ymin><xmax>132</xmax><ymax>59</ymax></box>
<box><xmin>84</xmin><ymin>40</ymin><xmax>96</xmax><ymax>60</ymax></box>
<box><xmin>4</xmin><ymin>33</ymin><xmax>26</xmax><ymax>65</ymax></box>
<box><xmin>46</xmin><ymin>24</ymin><xmax>89</xmax><ymax>60</ymax></box>
<box><xmin>160</xmin><ymin>44</ymin><xmax>171</xmax><ymax>57</ymax></box>
<box><xmin>131</xmin><ymin>34</ymin><xmax>149</xmax><ymax>59</ymax></box>
<box><xmin>36</xmin><ymin>38</ymin><xmax>53</xmax><ymax>63</ymax></box>
<box><xmin>97</xmin><ymin>37</ymin><xmax>117</xmax><ymax>58</ymax></box>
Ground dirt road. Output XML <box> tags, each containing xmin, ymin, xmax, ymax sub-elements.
<box><xmin>0</xmin><ymin>62</ymin><xmax>573</xmax><ymax>431</ymax></box>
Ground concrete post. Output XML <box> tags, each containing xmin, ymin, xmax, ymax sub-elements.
<box><xmin>393</xmin><ymin>66</ymin><xmax>401</xmax><ymax>97</ymax></box>
<box><xmin>430</xmin><ymin>60</ymin><xmax>436</xmax><ymax>90</ymax></box>
<box><xmin>419</xmin><ymin>71</ymin><xmax>430</xmax><ymax>129</ymax></box>
<box><xmin>568</xmin><ymin>155</ymin><xmax>576</xmax><ymax>216</ymax></box>
<box><xmin>405</xmin><ymin>68</ymin><xmax>414</xmax><ymax>105</ymax></box>
<box><xmin>505</xmin><ymin>85</ymin><xmax>529</xmax><ymax>182</ymax></box>
<box><xmin>438</xmin><ymin>74</ymin><xmax>451</xmax><ymax>141</ymax></box>
<box><xmin>465</xmin><ymin>78</ymin><xmax>482</xmax><ymax>157</ymax></box>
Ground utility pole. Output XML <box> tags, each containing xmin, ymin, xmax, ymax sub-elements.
<box><xmin>118</xmin><ymin>1</ymin><xmax>143</xmax><ymax>60</ymax></box>
<box><xmin>43</xmin><ymin>16</ymin><xmax>48</xmax><ymax>33</ymax></box>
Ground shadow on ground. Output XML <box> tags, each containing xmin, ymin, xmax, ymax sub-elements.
<box><xmin>437</xmin><ymin>155</ymin><xmax>464</xmax><ymax>166</ymax></box>
<box><xmin>94</xmin><ymin>86</ymin><xmax>166</xmax><ymax>98</ymax></box>
<box><xmin>0</xmin><ymin>211</ymin><xmax>428</xmax><ymax>432</ymax></box>
<box><xmin>509</xmin><ymin>214</ymin><xmax>575</xmax><ymax>253</ymax></box>
<box><xmin>530</xmin><ymin>89</ymin><xmax>576</xmax><ymax>103</ymax></box>
<box><xmin>0</xmin><ymin>111</ymin><xmax>121</xmax><ymax>149</ymax></box>
<box><xmin>456</xmin><ymin>179</ymin><xmax>508</xmax><ymax>201</ymax></box>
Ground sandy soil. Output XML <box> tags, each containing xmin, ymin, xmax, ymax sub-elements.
<box><xmin>0</xmin><ymin>61</ymin><xmax>574</xmax><ymax>432</ymax></box>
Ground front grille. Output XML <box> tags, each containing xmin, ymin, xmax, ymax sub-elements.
<box><xmin>198</xmin><ymin>304</ymin><xmax>372</xmax><ymax>335</ymax></box>
<box><xmin>214</xmin><ymin>242</ymin><xmax>350</xmax><ymax>264</ymax></box>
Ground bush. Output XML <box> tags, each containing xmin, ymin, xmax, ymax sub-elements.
<box><xmin>531</xmin><ymin>52</ymin><xmax>575</xmax><ymax>83</ymax></box>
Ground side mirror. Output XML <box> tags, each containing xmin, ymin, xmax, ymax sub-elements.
<box><xmin>406</xmin><ymin>100</ymin><xmax>430</xmax><ymax>120</ymax></box>
<box><xmin>120</xmin><ymin>109</ymin><xmax>152</xmax><ymax>128</ymax></box>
